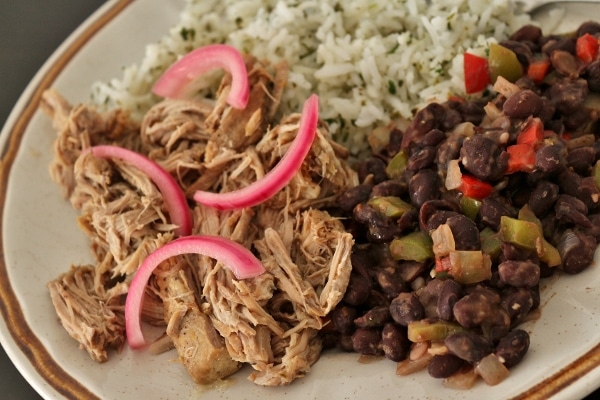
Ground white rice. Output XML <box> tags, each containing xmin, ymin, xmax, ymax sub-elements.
<box><xmin>91</xmin><ymin>0</ymin><xmax>531</xmax><ymax>155</ymax></box>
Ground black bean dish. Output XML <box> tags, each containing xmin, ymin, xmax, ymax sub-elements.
<box><xmin>323</xmin><ymin>21</ymin><xmax>600</xmax><ymax>388</ymax></box>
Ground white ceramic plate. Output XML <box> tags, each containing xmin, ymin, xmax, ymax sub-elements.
<box><xmin>2</xmin><ymin>1</ymin><xmax>600</xmax><ymax>399</ymax></box>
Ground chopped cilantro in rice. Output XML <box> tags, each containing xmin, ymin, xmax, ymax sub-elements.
<box><xmin>90</xmin><ymin>0</ymin><xmax>530</xmax><ymax>155</ymax></box>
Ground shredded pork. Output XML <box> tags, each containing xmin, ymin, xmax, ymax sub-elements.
<box><xmin>42</xmin><ymin>55</ymin><xmax>358</xmax><ymax>386</ymax></box>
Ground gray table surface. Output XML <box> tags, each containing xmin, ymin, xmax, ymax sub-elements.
<box><xmin>1</xmin><ymin>1</ymin><xmax>600</xmax><ymax>399</ymax></box>
<box><xmin>0</xmin><ymin>2</ymin><xmax>103</xmax><ymax>399</ymax></box>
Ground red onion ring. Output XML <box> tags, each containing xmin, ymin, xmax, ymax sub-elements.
<box><xmin>193</xmin><ymin>94</ymin><xmax>319</xmax><ymax>209</ymax></box>
<box><xmin>89</xmin><ymin>145</ymin><xmax>192</xmax><ymax>237</ymax></box>
<box><xmin>124</xmin><ymin>235</ymin><xmax>265</xmax><ymax>349</ymax></box>
<box><xmin>152</xmin><ymin>44</ymin><xmax>249</xmax><ymax>109</ymax></box>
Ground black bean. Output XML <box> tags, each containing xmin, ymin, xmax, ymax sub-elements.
<box><xmin>538</xmin><ymin>97</ymin><xmax>556</xmax><ymax>123</ymax></box>
<box><xmin>408</xmin><ymin>169</ymin><xmax>441</xmax><ymax>208</ymax></box>
<box><xmin>495</xmin><ymin>329</ymin><xmax>530</xmax><ymax>368</ymax></box>
<box><xmin>567</xmin><ymin>147</ymin><xmax>596</xmax><ymax>174</ymax></box>
<box><xmin>381</xmin><ymin>323</ymin><xmax>410</xmax><ymax>362</ymax></box>
<box><xmin>550</xmin><ymin>50</ymin><xmax>580</xmax><ymax>78</ymax></box>
<box><xmin>557</xmin><ymin>229</ymin><xmax>597</xmax><ymax>274</ymax></box>
<box><xmin>458</xmin><ymin>99</ymin><xmax>487</xmax><ymax>125</ymax></box>
<box><xmin>482</xmin><ymin>305</ymin><xmax>511</xmax><ymax>341</ymax></box>
<box><xmin>536</xmin><ymin>144</ymin><xmax>567</xmax><ymax>173</ymax></box>
<box><xmin>576</xmin><ymin>21</ymin><xmax>600</xmax><ymax>37</ymax></box>
<box><xmin>503</xmin><ymin>90</ymin><xmax>543</xmax><ymax>118</ymax></box>
<box><xmin>407</xmin><ymin>146</ymin><xmax>437</xmax><ymax>171</ymax></box>
<box><xmin>479</xmin><ymin>197</ymin><xmax>515</xmax><ymax>231</ymax></box>
<box><xmin>425</xmin><ymin>210</ymin><xmax>462</xmax><ymax>235</ymax></box>
<box><xmin>577</xmin><ymin>176</ymin><xmax>600</xmax><ymax>212</ymax></box>
<box><xmin>365</xmin><ymin>289</ymin><xmax>390</xmax><ymax>309</ymax></box>
<box><xmin>418</xmin><ymin>278</ymin><xmax>445</xmax><ymax>318</ymax></box>
<box><xmin>338</xmin><ymin>184</ymin><xmax>373</xmax><ymax>211</ymax></box>
<box><xmin>351</xmin><ymin>248</ymin><xmax>374</xmax><ymax>280</ymax></box>
<box><xmin>557</xmin><ymin>169</ymin><xmax>582</xmax><ymax>198</ymax></box>
<box><xmin>320</xmin><ymin>332</ymin><xmax>339</xmax><ymax>349</ymax></box>
<box><xmin>339</xmin><ymin>334</ymin><xmax>354</xmax><ymax>352</ymax></box>
<box><xmin>428</xmin><ymin>354</ymin><xmax>465</xmax><ymax>379</ymax></box>
<box><xmin>563</xmin><ymin>107</ymin><xmax>595</xmax><ymax>133</ymax></box>
<box><xmin>460</xmin><ymin>135</ymin><xmax>507</xmax><ymax>181</ymax></box>
<box><xmin>528</xmin><ymin>181</ymin><xmax>560</xmax><ymax>217</ymax></box>
<box><xmin>499</xmin><ymin>40</ymin><xmax>533</xmax><ymax>68</ymax></box>
<box><xmin>542</xmin><ymin>36</ymin><xmax>576</xmax><ymax>56</ymax></box>
<box><xmin>582</xmin><ymin>213</ymin><xmax>600</xmax><ymax>240</ymax></box>
<box><xmin>515</xmin><ymin>76</ymin><xmax>538</xmax><ymax>91</ymax></box>
<box><xmin>415</xmin><ymin>129</ymin><xmax>447</xmax><ymax>147</ymax></box>
<box><xmin>387</xmin><ymin>127</ymin><xmax>403</xmax><ymax>157</ymax></box>
<box><xmin>501</xmin><ymin>287</ymin><xmax>534</xmax><ymax>326</ymax></box>
<box><xmin>465</xmin><ymin>285</ymin><xmax>502</xmax><ymax>305</ymax></box>
<box><xmin>371</xmin><ymin>180</ymin><xmax>406</xmax><ymax>198</ymax></box>
<box><xmin>555</xmin><ymin>195</ymin><xmax>591</xmax><ymax>228</ymax></box>
<box><xmin>397</xmin><ymin>208</ymin><xmax>419</xmax><ymax>233</ymax></box>
<box><xmin>354</xmin><ymin>306</ymin><xmax>391</xmax><ymax>329</ymax></box>
<box><xmin>353</xmin><ymin>203</ymin><xmax>400</xmax><ymax>243</ymax></box>
<box><xmin>546</xmin><ymin>78</ymin><xmax>588</xmax><ymax>114</ymax></box>
<box><xmin>418</xmin><ymin>199</ymin><xmax>461</xmax><ymax>232</ymax></box>
<box><xmin>330</xmin><ymin>305</ymin><xmax>358</xmax><ymax>334</ymax></box>
<box><xmin>389</xmin><ymin>292</ymin><xmax>424</xmax><ymax>326</ymax></box>
<box><xmin>445</xmin><ymin>331</ymin><xmax>493</xmax><ymax>363</ymax></box>
<box><xmin>436</xmin><ymin>133</ymin><xmax>464</xmax><ymax>172</ymax></box>
<box><xmin>498</xmin><ymin>260</ymin><xmax>541</xmax><ymax>288</ymax></box>
<box><xmin>510</xmin><ymin>24</ymin><xmax>542</xmax><ymax>43</ymax></box>
<box><xmin>358</xmin><ymin>156</ymin><xmax>388</xmax><ymax>184</ymax></box>
<box><xmin>397</xmin><ymin>260</ymin><xmax>428</xmax><ymax>283</ymax></box>
<box><xmin>441</xmin><ymin>109</ymin><xmax>463</xmax><ymax>131</ymax></box>
<box><xmin>530</xmin><ymin>285</ymin><xmax>541</xmax><ymax>311</ymax></box>
<box><xmin>437</xmin><ymin>279</ymin><xmax>462</xmax><ymax>321</ymax></box>
<box><xmin>585</xmin><ymin>60</ymin><xmax>600</xmax><ymax>92</ymax></box>
<box><xmin>375</xmin><ymin>267</ymin><xmax>406</xmax><ymax>298</ymax></box>
<box><xmin>401</xmin><ymin>103</ymin><xmax>446</xmax><ymax>149</ymax></box>
<box><xmin>500</xmin><ymin>243</ymin><xmax>535</xmax><ymax>263</ymax></box>
<box><xmin>453</xmin><ymin>292</ymin><xmax>492</xmax><ymax>329</ymax></box>
<box><xmin>343</xmin><ymin>272</ymin><xmax>372</xmax><ymax>306</ymax></box>
<box><xmin>445</xmin><ymin>214</ymin><xmax>480</xmax><ymax>250</ymax></box>
<box><xmin>509</xmin><ymin>183</ymin><xmax>544</xmax><ymax>209</ymax></box>
<box><xmin>351</xmin><ymin>328</ymin><xmax>383</xmax><ymax>356</ymax></box>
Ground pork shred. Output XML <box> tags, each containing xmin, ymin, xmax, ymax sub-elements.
<box><xmin>41</xmin><ymin>55</ymin><xmax>358</xmax><ymax>385</ymax></box>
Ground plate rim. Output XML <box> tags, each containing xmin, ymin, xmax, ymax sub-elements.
<box><xmin>1</xmin><ymin>1</ymin><xmax>600</xmax><ymax>399</ymax></box>
<box><xmin>0</xmin><ymin>1</ymin><xmax>133</xmax><ymax>399</ymax></box>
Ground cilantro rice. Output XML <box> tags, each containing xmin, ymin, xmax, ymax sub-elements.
<box><xmin>91</xmin><ymin>0</ymin><xmax>531</xmax><ymax>155</ymax></box>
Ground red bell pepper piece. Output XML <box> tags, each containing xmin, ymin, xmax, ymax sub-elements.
<box><xmin>517</xmin><ymin>117</ymin><xmax>544</xmax><ymax>148</ymax></box>
<box><xmin>526</xmin><ymin>58</ymin><xmax>551</xmax><ymax>84</ymax></box>
<box><xmin>435</xmin><ymin>256</ymin><xmax>452</xmax><ymax>273</ymax></box>
<box><xmin>576</xmin><ymin>33</ymin><xmax>599</xmax><ymax>63</ymax></box>
<box><xmin>464</xmin><ymin>52</ymin><xmax>491</xmax><ymax>94</ymax></box>
<box><xmin>506</xmin><ymin>143</ymin><xmax>536</xmax><ymax>174</ymax></box>
<box><xmin>459</xmin><ymin>174</ymin><xmax>493</xmax><ymax>199</ymax></box>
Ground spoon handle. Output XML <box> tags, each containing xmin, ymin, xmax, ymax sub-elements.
<box><xmin>520</xmin><ymin>0</ymin><xmax>600</xmax><ymax>14</ymax></box>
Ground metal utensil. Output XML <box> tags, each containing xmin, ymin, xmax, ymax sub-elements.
<box><xmin>519</xmin><ymin>0</ymin><xmax>600</xmax><ymax>32</ymax></box>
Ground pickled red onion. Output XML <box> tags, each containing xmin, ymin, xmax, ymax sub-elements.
<box><xmin>124</xmin><ymin>235</ymin><xmax>265</xmax><ymax>349</ymax></box>
<box><xmin>193</xmin><ymin>94</ymin><xmax>319</xmax><ymax>210</ymax></box>
<box><xmin>152</xmin><ymin>44</ymin><xmax>249</xmax><ymax>109</ymax></box>
<box><xmin>89</xmin><ymin>145</ymin><xmax>192</xmax><ymax>237</ymax></box>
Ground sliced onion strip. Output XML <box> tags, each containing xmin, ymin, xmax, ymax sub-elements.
<box><xmin>125</xmin><ymin>235</ymin><xmax>265</xmax><ymax>349</ymax></box>
<box><xmin>193</xmin><ymin>94</ymin><xmax>319</xmax><ymax>210</ymax></box>
<box><xmin>152</xmin><ymin>44</ymin><xmax>249</xmax><ymax>109</ymax></box>
<box><xmin>89</xmin><ymin>145</ymin><xmax>192</xmax><ymax>237</ymax></box>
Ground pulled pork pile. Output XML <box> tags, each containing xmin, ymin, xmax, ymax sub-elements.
<box><xmin>41</xmin><ymin>56</ymin><xmax>358</xmax><ymax>385</ymax></box>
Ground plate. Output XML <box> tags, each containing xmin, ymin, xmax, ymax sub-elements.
<box><xmin>1</xmin><ymin>1</ymin><xmax>600</xmax><ymax>399</ymax></box>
